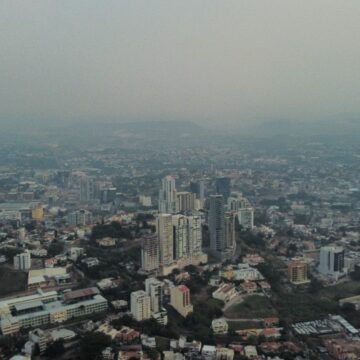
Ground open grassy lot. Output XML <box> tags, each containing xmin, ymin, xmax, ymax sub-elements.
<box><xmin>224</xmin><ymin>294</ymin><xmax>277</xmax><ymax>319</ymax></box>
<box><xmin>0</xmin><ymin>266</ymin><xmax>27</xmax><ymax>296</ymax></box>
<box><xmin>274</xmin><ymin>279</ymin><xmax>360</xmax><ymax>325</ymax></box>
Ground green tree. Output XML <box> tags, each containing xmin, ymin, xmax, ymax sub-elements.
<box><xmin>79</xmin><ymin>332</ymin><xmax>112</xmax><ymax>360</ymax></box>
<box><xmin>44</xmin><ymin>339</ymin><xmax>65</xmax><ymax>357</ymax></box>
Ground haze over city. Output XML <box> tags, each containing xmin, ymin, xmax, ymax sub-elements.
<box><xmin>1</xmin><ymin>0</ymin><xmax>360</xmax><ymax>130</ymax></box>
<box><xmin>2</xmin><ymin>2</ymin><xmax>360</xmax><ymax>360</ymax></box>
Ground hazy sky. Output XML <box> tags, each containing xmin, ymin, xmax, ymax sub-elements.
<box><xmin>1</xmin><ymin>1</ymin><xmax>360</xmax><ymax>127</ymax></box>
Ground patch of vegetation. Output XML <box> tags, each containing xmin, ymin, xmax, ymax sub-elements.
<box><xmin>91</xmin><ymin>221</ymin><xmax>132</xmax><ymax>240</ymax></box>
<box><xmin>79</xmin><ymin>332</ymin><xmax>112</xmax><ymax>360</ymax></box>
<box><xmin>225</xmin><ymin>295</ymin><xmax>277</xmax><ymax>319</ymax></box>
<box><xmin>0</xmin><ymin>266</ymin><xmax>27</xmax><ymax>296</ymax></box>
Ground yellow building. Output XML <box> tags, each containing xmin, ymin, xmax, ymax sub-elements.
<box><xmin>170</xmin><ymin>285</ymin><xmax>193</xmax><ymax>318</ymax></box>
<box><xmin>32</xmin><ymin>204</ymin><xmax>44</xmax><ymax>220</ymax></box>
<box><xmin>288</xmin><ymin>259</ymin><xmax>309</xmax><ymax>284</ymax></box>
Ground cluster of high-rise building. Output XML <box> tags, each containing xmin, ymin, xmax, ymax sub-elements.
<box><xmin>158</xmin><ymin>176</ymin><xmax>202</xmax><ymax>214</ymax></box>
<box><xmin>141</xmin><ymin>213</ymin><xmax>207</xmax><ymax>275</ymax></box>
<box><xmin>208</xmin><ymin>191</ymin><xmax>254</xmax><ymax>260</ymax></box>
<box><xmin>130</xmin><ymin>280</ymin><xmax>193</xmax><ymax>323</ymax></box>
<box><xmin>130</xmin><ymin>278</ymin><xmax>168</xmax><ymax>324</ymax></box>
<box><xmin>154</xmin><ymin>176</ymin><xmax>255</xmax><ymax>263</ymax></box>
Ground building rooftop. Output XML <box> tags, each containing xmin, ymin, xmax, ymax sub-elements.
<box><xmin>63</xmin><ymin>287</ymin><xmax>99</xmax><ymax>302</ymax></box>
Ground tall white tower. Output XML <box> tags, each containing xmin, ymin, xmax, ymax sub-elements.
<box><xmin>187</xmin><ymin>215</ymin><xmax>202</xmax><ymax>257</ymax></box>
<box><xmin>131</xmin><ymin>290</ymin><xmax>151</xmax><ymax>321</ymax></box>
<box><xmin>159</xmin><ymin>176</ymin><xmax>177</xmax><ymax>214</ymax></box>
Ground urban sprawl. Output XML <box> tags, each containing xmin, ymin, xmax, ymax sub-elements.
<box><xmin>0</xmin><ymin>128</ymin><xmax>360</xmax><ymax>360</ymax></box>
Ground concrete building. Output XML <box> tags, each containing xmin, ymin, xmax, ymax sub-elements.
<box><xmin>224</xmin><ymin>212</ymin><xmax>236</xmax><ymax>248</ymax></box>
<box><xmin>80</xmin><ymin>176</ymin><xmax>95</xmax><ymax>202</ymax></box>
<box><xmin>176</xmin><ymin>192</ymin><xmax>196</xmax><ymax>213</ymax></box>
<box><xmin>288</xmin><ymin>259</ymin><xmax>310</xmax><ymax>284</ymax></box>
<box><xmin>211</xmin><ymin>318</ymin><xmax>228</xmax><ymax>334</ymax></box>
<box><xmin>158</xmin><ymin>176</ymin><xmax>177</xmax><ymax>214</ymax></box>
<box><xmin>237</xmin><ymin>207</ymin><xmax>254</xmax><ymax>230</ymax></box>
<box><xmin>69</xmin><ymin>247</ymin><xmax>85</xmax><ymax>261</ymax></box>
<box><xmin>209</xmin><ymin>195</ymin><xmax>226</xmax><ymax>257</ymax></box>
<box><xmin>13</xmin><ymin>251</ymin><xmax>31</xmax><ymax>271</ymax></box>
<box><xmin>145</xmin><ymin>278</ymin><xmax>164</xmax><ymax>314</ymax></box>
<box><xmin>170</xmin><ymin>285</ymin><xmax>193</xmax><ymax>318</ymax></box>
<box><xmin>0</xmin><ymin>288</ymin><xmax>107</xmax><ymax>335</ymax></box>
<box><xmin>67</xmin><ymin>209</ymin><xmax>93</xmax><ymax>226</ymax></box>
<box><xmin>319</xmin><ymin>246</ymin><xmax>345</xmax><ymax>279</ymax></box>
<box><xmin>139</xmin><ymin>195</ymin><xmax>152</xmax><ymax>207</ymax></box>
<box><xmin>31</xmin><ymin>204</ymin><xmax>44</xmax><ymax>220</ymax></box>
<box><xmin>141</xmin><ymin>235</ymin><xmax>159</xmax><ymax>272</ymax></box>
<box><xmin>172</xmin><ymin>215</ymin><xmax>188</xmax><ymax>260</ymax></box>
<box><xmin>212</xmin><ymin>283</ymin><xmax>238</xmax><ymax>303</ymax></box>
<box><xmin>130</xmin><ymin>290</ymin><xmax>151</xmax><ymax>322</ymax></box>
<box><xmin>190</xmin><ymin>179</ymin><xmax>205</xmax><ymax>202</ymax></box>
<box><xmin>142</xmin><ymin>214</ymin><xmax>205</xmax><ymax>274</ymax></box>
<box><xmin>157</xmin><ymin>214</ymin><xmax>174</xmax><ymax>267</ymax></box>
<box><xmin>227</xmin><ymin>192</ymin><xmax>249</xmax><ymax>211</ymax></box>
<box><xmin>215</xmin><ymin>177</ymin><xmax>231</xmax><ymax>201</ymax></box>
<box><xmin>187</xmin><ymin>215</ymin><xmax>202</xmax><ymax>257</ymax></box>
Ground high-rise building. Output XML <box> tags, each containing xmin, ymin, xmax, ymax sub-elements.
<box><xmin>67</xmin><ymin>209</ymin><xmax>93</xmax><ymax>226</ymax></box>
<box><xmin>142</xmin><ymin>214</ymin><xmax>204</xmax><ymax>274</ymax></box>
<box><xmin>187</xmin><ymin>215</ymin><xmax>202</xmax><ymax>257</ymax></box>
<box><xmin>215</xmin><ymin>177</ymin><xmax>231</xmax><ymax>201</ymax></box>
<box><xmin>145</xmin><ymin>278</ymin><xmax>164</xmax><ymax>313</ymax></box>
<box><xmin>319</xmin><ymin>246</ymin><xmax>345</xmax><ymax>278</ymax></box>
<box><xmin>190</xmin><ymin>180</ymin><xmax>205</xmax><ymax>202</ymax></box>
<box><xmin>227</xmin><ymin>192</ymin><xmax>249</xmax><ymax>211</ymax></box>
<box><xmin>141</xmin><ymin>235</ymin><xmax>159</xmax><ymax>272</ymax></box>
<box><xmin>100</xmin><ymin>187</ymin><xmax>117</xmax><ymax>203</ymax></box>
<box><xmin>31</xmin><ymin>204</ymin><xmax>44</xmax><ymax>220</ymax></box>
<box><xmin>13</xmin><ymin>251</ymin><xmax>31</xmax><ymax>271</ymax></box>
<box><xmin>224</xmin><ymin>212</ymin><xmax>236</xmax><ymax>249</ymax></box>
<box><xmin>139</xmin><ymin>195</ymin><xmax>152</xmax><ymax>207</ymax></box>
<box><xmin>288</xmin><ymin>259</ymin><xmax>309</xmax><ymax>284</ymax></box>
<box><xmin>237</xmin><ymin>208</ymin><xmax>254</xmax><ymax>230</ymax></box>
<box><xmin>158</xmin><ymin>176</ymin><xmax>177</xmax><ymax>214</ymax></box>
<box><xmin>209</xmin><ymin>195</ymin><xmax>226</xmax><ymax>255</ymax></box>
<box><xmin>130</xmin><ymin>290</ymin><xmax>151</xmax><ymax>321</ymax></box>
<box><xmin>157</xmin><ymin>214</ymin><xmax>174</xmax><ymax>266</ymax></box>
<box><xmin>172</xmin><ymin>215</ymin><xmax>188</xmax><ymax>260</ymax></box>
<box><xmin>170</xmin><ymin>285</ymin><xmax>193</xmax><ymax>317</ymax></box>
<box><xmin>56</xmin><ymin>170</ymin><xmax>71</xmax><ymax>188</ymax></box>
<box><xmin>80</xmin><ymin>176</ymin><xmax>95</xmax><ymax>202</ymax></box>
<box><xmin>176</xmin><ymin>192</ymin><xmax>196</xmax><ymax>213</ymax></box>
<box><xmin>173</xmin><ymin>214</ymin><xmax>203</xmax><ymax>260</ymax></box>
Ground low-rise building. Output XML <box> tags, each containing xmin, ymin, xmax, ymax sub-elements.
<box><xmin>96</xmin><ymin>237</ymin><xmax>116</xmax><ymax>247</ymax></box>
<box><xmin>0</xmin><ymin>287</ymin><xmax>107</xmax><ymax>335</ymax></box>
<box><xmin>323</xmin><ymin>338</ymin><xmax>360</xmax><ymax>360</ymax></box>
<box><xmin>212</xmin><ymin>284</ymin><xmax>237</xmax><ymax>303</ymax></box>
<box><xmin>216</xmin><ymin>347</ymin><xmax>234</xmax><ymax>360</ymax></box>
<box><xmin>211</xmin><ymin>319</ymin><xmax>228</xmax><ymax>334</ymax></box>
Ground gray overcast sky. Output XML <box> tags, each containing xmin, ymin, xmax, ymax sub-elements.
<box><xmin>1</xmin><ymin>1</ymin><xmax>360</xmax><ymax>127</ymax></box>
